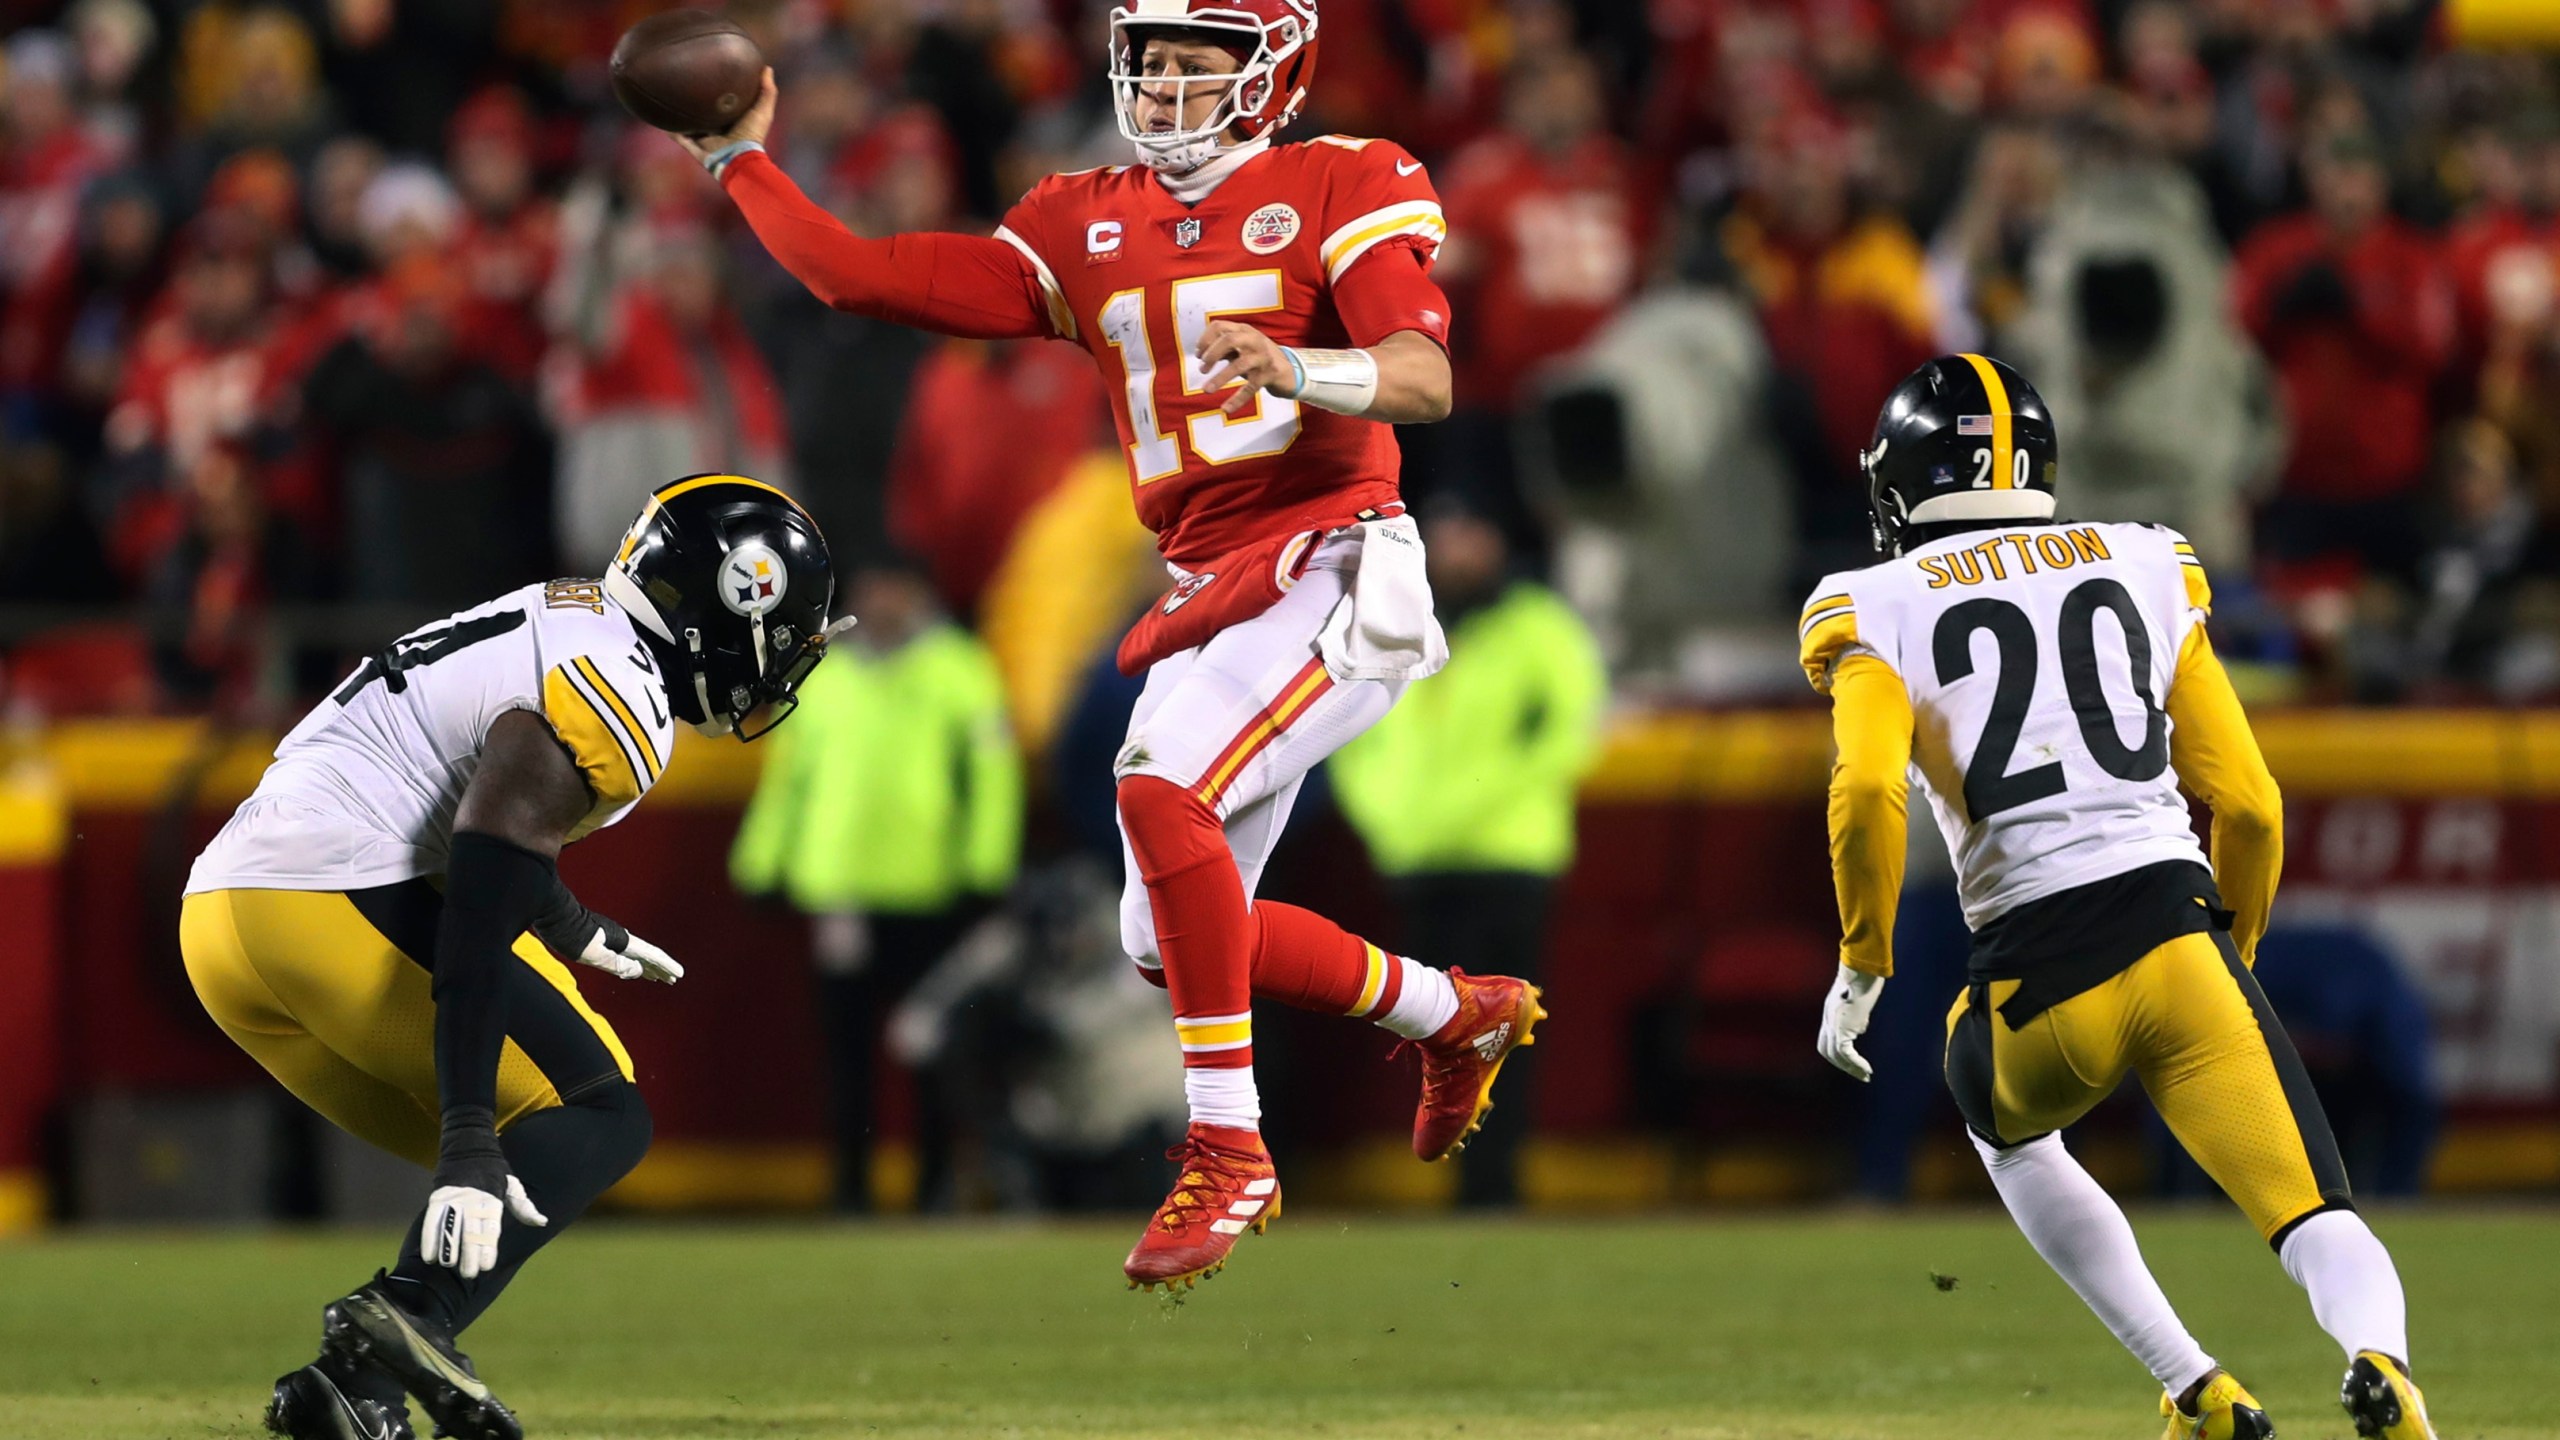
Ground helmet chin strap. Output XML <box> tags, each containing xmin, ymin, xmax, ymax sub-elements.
<box><xmin>685</xmin><ymin>627</ymin><xmax>732</xmax><ymax>736</ymax></box>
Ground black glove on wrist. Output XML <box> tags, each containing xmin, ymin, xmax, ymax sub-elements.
<box><xmin>431</xmin><ymin>1105</ymin><xmax>508</xmax><ymax>1196</ymax></box>
<box><xmin>531</xmin><ymin>877</ymin><xmax>627</xmax><ymax>959</ymax></box>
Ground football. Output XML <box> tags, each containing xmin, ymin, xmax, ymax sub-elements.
<box><xmin>609</xmin><ymin>9</ymin><xmax>766</xmax><ymax>137</ymax></box>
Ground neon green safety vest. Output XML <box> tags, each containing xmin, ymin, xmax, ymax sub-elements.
<box><xmin>1332</xmin><ymin>582</ymin><xmax>1607</xmax><ymax>878</ymax></box>
<box><xmin>729</xmin><ymin>623</ymin><xmax>1023</xmax><ymax>914</ymax></box>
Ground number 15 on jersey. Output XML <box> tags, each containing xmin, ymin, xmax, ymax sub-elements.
<box><xmin>1099</xmin><ymin>272</ymin><xmax>1304</xmax><ymax>483</ymax></box>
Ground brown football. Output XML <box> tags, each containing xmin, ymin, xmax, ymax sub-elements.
<box><xmin>610</xmin><ymin>10</ymin><xmax>766</xmax><ymax>137</ymax></box>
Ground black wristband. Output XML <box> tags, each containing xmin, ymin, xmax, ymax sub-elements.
<box><xmin>530</xmin><ymin>874</ymin><xmax>624</xmax><ymax>958</ymax></box>
<box><xmin>433</xmin><ymin>832</ymin><xmax>557</xmax><ymax>1121</ymax></box>
<box><xmin>432</xmin><ymin>1105</ymin><xmax>507</xmax><ymax>1194</ymax></box>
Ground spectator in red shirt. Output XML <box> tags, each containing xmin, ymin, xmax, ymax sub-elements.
<box><xmin>0</xmin><ymin>30</ymin><xmax>109</xmax><ymax>403</ymax></box>
<box><xmin>1719</xmin><ymin>103</ymin><xmax>1937</xmax><ymax>572</ymax></box>
<box><xmin>1440</xmin><ymin>50</ymin><xmax>1654</xmax><ymax>416</ymax></box>
<box><xmin>101</xmin><ymin>211</ymin><xmax>299</xmax><ymax>579</ymax></box>
<box><xmin>444</xmin><ymin>87</ymin><xmax>557</xmax><ymax>385</ymax></box>
<box><xmin>550</xmin><ymin>221</ymin><xmax>792</xmax><ymax>568</ymax></box>
<box><xmin>2234</xmin><ymin>129</ymin><xmax>2452</xmax><ymax>580</ymax></box>
<box><xmin>2442</xmin><ymin>115</ymin><xmax>2559</xmax><ymax>409</ymax></box>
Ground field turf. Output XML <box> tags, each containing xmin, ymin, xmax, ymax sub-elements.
<box><xmin>0</xmin><ymin>1209</ymin><xmax>2550</xmax><ymax>1439</ymax></box>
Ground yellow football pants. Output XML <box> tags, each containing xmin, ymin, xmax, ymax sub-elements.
<box><xmin>1945</xmin><ymin>928</ymin><xmax>2352</xmax><ymax>1244</ymax></box>
<box><xmin>180</xmin><ymin>886</ymin><xmax>635</xmax><ymax>1169</ymax></box>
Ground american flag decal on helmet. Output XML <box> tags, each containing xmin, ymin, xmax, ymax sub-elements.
<box><xmin>1957</xmin><ymin>415</ymin><xmax>1994</xmax><ymax>435</ymax></box>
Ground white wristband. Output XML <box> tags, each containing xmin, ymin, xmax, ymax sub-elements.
<box><xmin>1278</xmin><ymin>347</ymin><xmax>1379</xmax><ymax>416</ymax></box>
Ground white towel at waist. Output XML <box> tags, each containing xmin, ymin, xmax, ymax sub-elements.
<box><xmin>1316</xmin><ymin>514</ymin><xmax>1449</xmax><ymax>683</ymax></box>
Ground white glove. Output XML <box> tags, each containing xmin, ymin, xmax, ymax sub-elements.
<box><xmin>420</xmin><ymin>1174</ymin><xmax>547</xmax><ymax>1280</ymax></box>
<box><xmin>1816</xmin><ymin>963</ymin><xmax>1887</xmax><ymax>1082</ymax></box>
<box><xmin>575</xmin><ymin>925</ymin><xmax>684</xmax><ymax>984</ymax></box>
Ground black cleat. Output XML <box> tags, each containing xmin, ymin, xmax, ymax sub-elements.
<box><xmin>320</xmin><ymin>1284</ymin><xmax>521</xmax><ymax>1440</ymax></box>
<box><xmin>2341</xmin><ymin>1352</ymin><xmax>2439</xmax><ymax>1439</ymax></box>
<box><xmin>266</xmin><ymin>1363</ymin><xmax>415</xmax><ymax>1440</ymax></box>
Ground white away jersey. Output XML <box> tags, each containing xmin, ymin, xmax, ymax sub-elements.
<box><xmin>187</xmin><ymin>579</ymin><xmax>679</xmax><ymax>894</ymax></box>
<box><xmin>1800</xmin><ymin>522</ymin><xmax>2215</xmax><ymax>928</ymax></box>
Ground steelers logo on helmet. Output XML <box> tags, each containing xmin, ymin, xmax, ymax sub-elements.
<box><xmin>719</xmin><ymin>543</ymin><xmax>789</xmax><ymax>618</ymax></box>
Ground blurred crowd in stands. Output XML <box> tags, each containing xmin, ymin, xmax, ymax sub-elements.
<box><xmin>0</xmin><ymin>0</ymin><xmax>2555</xmax><ymax>720</ymax></box>
<box><xmin>1</xmin><ymin>0</ymin><xmax>2487</xmax><ymax>1216</ymax></box>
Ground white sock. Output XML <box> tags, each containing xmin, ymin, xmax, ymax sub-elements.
<box><xmin>1184</xmin><ymin>1066</ymin><xmax>1261</xmax><ymax>1131</ymax></box>
<box><xmin>1974</xmin><ymin>1132</ymin><xmax>2216</xmax><ymax>1395</ymax></box>
<box><xmin>2279</xmin><ymin>1209</ymin><xmax>2409</xmax><ymax>1366</ymax></box>
<box><xmin>1375</xmin><ymin>958</ymin><xmax>1459</xmax><ymax>1039</ymax></box>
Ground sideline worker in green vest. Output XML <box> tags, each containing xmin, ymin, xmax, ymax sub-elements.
<box><xmin>1331</xmin><ymin>503</ymin><xmax>1607</xmax><ymax>1207</ymax></box>
<box><xmin>730</xmin><ymin>552</ymin><xmax>1023</xmax><ymax>1211</ymax></box>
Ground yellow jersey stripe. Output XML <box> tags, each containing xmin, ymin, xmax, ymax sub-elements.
<box><xmin>1348</xmin><ymin>944</ymin><xmax>1389</xmax><ymax>1016</ymax></box>
<box><xmin>1323</xmin><ymin>218</ymin><xmax>1449</xmax><ymax>281</ymax></box>
<box><xmin>1799</xmin><ymin>610</ymin><xmax>1863</xmax><ymax>695</ymax></box>
<box><xmin>542</xmin><ymin>667</ymin><xmax>645</xmax><ymax>812</ymax></box>
<box><xmin>1800</xmin><ymin>592</ymin><xmax>1852</xmax><ymax>619</ymax></box>
<box><xmin>574</xmin><ymin>657</ymin><xmax>661</xmax><ymax>781</ymax></box>
<box><xmin>1958</xmin><ymin>353</ymin><xmax>2015</xmax><ymax>490</ymax></box>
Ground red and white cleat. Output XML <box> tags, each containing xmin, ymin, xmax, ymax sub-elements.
<box><xmin>1123</xmin><ymin>1124</ymin><xmax>1281</xmax><ymax>1292</ymax></box>
<box><xmin>1410</xmin><ymin>969</ymin><xmax>1546</xmax><ymax>1162</ymax></box>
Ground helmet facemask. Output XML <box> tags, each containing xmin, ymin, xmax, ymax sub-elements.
<box><xmin>1109</xmin><ymin>6</ymin><xmax>1312</xmax><ymax>173</ymax></box>
<box><xmin>679</xmin><ymin>611</ymin><xmax>857</xmax><ymax>741</ymax></box>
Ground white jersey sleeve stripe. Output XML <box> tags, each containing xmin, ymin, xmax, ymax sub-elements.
<box><xmin>1320</xmin><ymin>201</ymin><xmax>1446</xmax><ymax>283</ymax></box>
<box><xmin>994</xmin><ymin>225</ymin><xmax>1078</xmax><ymax>341</ymax></box>
<box><xmin>574</xmin><ymin>656</ymin><xmax>662</xmax><ymax>780</ymax></box>
<box><xmin>1800</xmin><ymin>601</ymin><xmax>1856</xmax><ymax>642</ymax></box>
<box><xmin>564</xmin><ymin>662</ymin><xmax>650</xmax><ymax>792</ymax></box>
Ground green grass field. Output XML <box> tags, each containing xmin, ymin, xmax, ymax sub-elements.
<box><xmin>0</xmin><ymin>1209</ymin><xmax>2549</xmax><ymax>1439</ymax></box>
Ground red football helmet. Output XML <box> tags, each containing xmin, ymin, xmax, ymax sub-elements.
<box><xmin>1109</xmin><ymin>0</ymin><xmax>1320</xmax><ymax>173</ymax></box>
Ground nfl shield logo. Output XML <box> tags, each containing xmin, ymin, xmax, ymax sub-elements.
<box><xmin>1174</xmin><ymin>217</ymin><xmax>1202</xmax><ymax>249</ymax></box>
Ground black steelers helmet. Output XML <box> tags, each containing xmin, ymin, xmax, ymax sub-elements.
<box><xmin>601</xmin><ymin>474</ymin><xmax>853</xmax><ymax>741</ymax></box>
<box><xmin>1862</xmin><ymin>354</ymin><xmax>2060</xmax><ymax>558</ymax></box>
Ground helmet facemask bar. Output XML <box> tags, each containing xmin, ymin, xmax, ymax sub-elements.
<box><xmin>1109</xmin><ymin>7</ymin><xmax>1309</xmax><ymax>172</ymax></box>
<box><xmin>724</xmin><ymin>614</ymin><xmax>857</xmax><ymax>741</ymax></box>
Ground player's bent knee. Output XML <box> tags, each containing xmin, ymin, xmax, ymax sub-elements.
<box><xmin>1115</xmin><ymin>775</ymin><xmax>1225</xmax><ymax>881</ymax></box>
<box><xmin>571</xmin><ymin>1078</ymin><xmax>655</xmax><ymax>1182</ymax></box>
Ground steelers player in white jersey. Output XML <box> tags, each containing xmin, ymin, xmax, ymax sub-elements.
<box><xmin>1801</xmin><ymin>356</ymin><xmax>2439</xmax><ymax>1440</ymax></box>
<box><xmin>180</xmin><ymin>475</ymin><xmax>852</xmax><ymax>1440</ymax></box>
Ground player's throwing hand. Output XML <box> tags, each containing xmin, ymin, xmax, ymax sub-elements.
<box><xmin>674</xmin><ymin>67</ymin><xmax>778</xmax><ymax>166</ymax></box>
<box><xmin>1197</xmin><ymin>320</ymin><xmax>1298</xmax><ymax>414</ymax></box>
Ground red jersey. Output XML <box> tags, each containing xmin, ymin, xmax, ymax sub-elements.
<box><xmin>1440</xmin><ymin>131</ymin><xmax>1652</xmax><ymax>409</ymax></box>
<box><xmin>994</xmin><ymin>139</ymin><xmax>1448</xmax><ymax>565</ymax></box>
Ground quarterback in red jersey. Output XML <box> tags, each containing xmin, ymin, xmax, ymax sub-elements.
<box><xmin>685</xmin><ymin>0</ymin><xmax>1545</xmax><ymax>1290</ymax></box>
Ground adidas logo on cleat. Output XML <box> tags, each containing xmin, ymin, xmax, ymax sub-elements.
<box><xmin>1472</xmin><ymin>1024</ymin><xmax>1511</xmax><ymax>1062</ymax></box>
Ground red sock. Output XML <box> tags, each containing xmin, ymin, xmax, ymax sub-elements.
<box><xmin>1117</xmin><ymin>776</ymin><xmax>1254</xmax><ymax>1075</ymax></box>
<box><xmin>1249</xmin><ymin>901</ymin><xmax>1403</xmax><ymax>1020</ymax></box>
